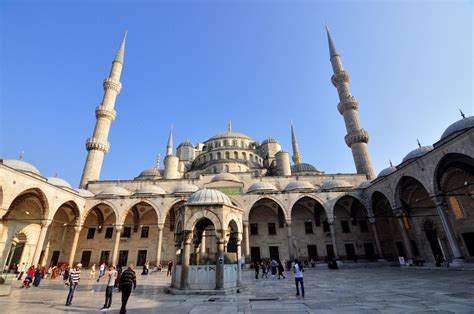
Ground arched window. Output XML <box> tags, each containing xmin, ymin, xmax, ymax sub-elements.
<box><xmin>210</xmin><ymin>153</ymin><xmax>213</xmax><ymax>160</ymax></box>
<box><xmin>224</xmin><ymin>140</ymin><xmax>228</xmax><ymax>146</ymax></box>
<box><xmin>234</xmin><ymin>151</ymin><xmax>239</xmax><ymax>159</ymax></box>
<box><xmin>447</xmin><ymin>196</ymin><xmax>465</xmax><ymax>219</ymax></box>
<box><xmin>233</xmin><ymin>140</ymin><xmax>238</xmax><ymax>147</ymax></box>
<box><xmin>217</xmin><ymin>152</ymin><xmax>221</xmax><ymax>160</ymax></box>
<box><xmin>242</xmin><ymin>152</ymin><xmax>247</xmax><ymax>160</ymax></box>
<box><xmin>225</xmin><ymin>152</ymin><xmax>230</xmax><ymax>159</ymax></box>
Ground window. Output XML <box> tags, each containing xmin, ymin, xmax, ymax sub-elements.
<box><xmin>225</xmin><ymin>152</ymin><xmax>230</xmax><ymax>159</ymax></box>
<box><xmin>234</xmin><ymin>151</ymin><xmax>238</xmax><ymax>159</ymax></box>
<box><xmin>448</xmin><ymin>196</ymin><xmax>465</xmax><ymax>219</ymax></box>
<box><xmin>141</xmin><ymin>226</ymin><xmax>149</xmax><ymax>238</ymax></box>
<box><xmin>122</xmin><ymin>226</ymin><xmax>132</xmax><ymax>238</ymax></box>
<box><xmin>341</xmin><ymin>221</ymin><xmax>351</xmax><ymax>233</ymax></box>
<box><xmin>137</xmin><ymin>250</ymin><xmax>147</xmax><ymax>266</ymax></box>
<box><xmin>268</xmin><ymin>223</ymin><xmax>276</xmax><ymax>235</ymax></box>
<box><xmin>359</xmin><ymin>220</ymin><xmax>369</xmax><ymax>233</ymax></box>
<box><xmin>250</xmin><ymin>223</ymin><xmax>258</xmax><ymax>235</ymax></box>
<box><xmin>105</xmin><ymin>227</ymin><xmax>113</xmax><ymax>239</ymax></box>
<box><xmin>304</xmin><ymin>221</ymin><xmax>313</xmax><ymax>234</ymax></box>
<box><xmin>217</xmin><ymin>152</ymin><xmax>221</xmax><ymax>159</ymax></box>
<box><xmin>87</xmin><ymin>228</ymin><xmax>95</xmax><ymax>239</ymax></box>
<box><xmin>322</xmin><ymin>220</ymin><xmax>330</xmax><ymax>233</ymax></box>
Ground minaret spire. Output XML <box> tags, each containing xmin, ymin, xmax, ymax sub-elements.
<box><xmin>228</xmin><ymin>120</ymin><xmax>232</xmax><ymax>132</ymax></box>
<box><xmin>156</xmin><ymin>153</ymin><xmax>161</xmax><ymax>169</ymax></box>
<box><xmin>326</xmin><ymin>26</ymin><xmax>376</xmax><ymax>180</ymax></box>
<box><xmin>166</xmin><ymin>125</ymin><xmax>174</xmax><ymax>156</ymax></box>
<box><xmin>291</xmin><ymin>124</ymin><xmax>302</xmax><ymax>165</ymax></box>
<box><xmin>80</xmin><ymin>32</ymin><xmax>126</xmax><ymax>188</ymax></box>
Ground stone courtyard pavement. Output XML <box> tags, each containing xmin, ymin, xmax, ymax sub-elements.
<box><xmin>1</xmin><ymin>267</ymin><xmax>474</xmax><ymax>313</ymax></box>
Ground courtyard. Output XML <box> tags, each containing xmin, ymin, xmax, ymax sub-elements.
<box><xmin>0</xmin><ymin>267</ymin><xmax>473</xmax><ymax>313</ymax></box>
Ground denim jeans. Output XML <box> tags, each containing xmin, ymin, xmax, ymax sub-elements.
<box><xmin>66</xmin><ymin>284</ymin><xmax>78</xmax><ymax>304</ymax></box>
<box><xmin>104</xmin><ymin>286</ymin><xmax>114</xmax><ymax>308</ymax></box>
<box><xmin>295</xmin><ymin>277</ymin><xmax>304</xmax><ymax>297</ymax></box>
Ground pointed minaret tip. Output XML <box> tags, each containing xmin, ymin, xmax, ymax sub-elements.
<box><xmin>114</xmin><ymin>30</ymin><xmax>127</xmax><ymax>64</ymax></box>
<box><xmin>228</xmin><ymin>120</ymin><xmax>232</xmax><ymax>132</ymax></box>
<box><xmin>156</xmin><ymin>153</ymin><xmax>161</xmax><ymax>169</ymax></box>
<box><xmin>166</xmin><ymin>125</ymin><xmax>174</xmax><ymax>156</ymax></box>
<box><xmin>325</xmin><ymin>25</ymin><xmax>339</xmax><ymax>59</ymax></box>
<box><xmin>290</xmin><ymin>124</ymin><xmax>302</xmax><ymax>165</ymax></box>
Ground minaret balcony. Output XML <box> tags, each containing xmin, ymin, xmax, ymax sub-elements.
<box><xmin>331</xmin><ymin>70</ymin><xmax>350</xmax><ymax>86</ymax></box>
<box><xmin>337</xmin><ymin>96</ymin><xmax>359</xmax><ymax>114</ymax></box>
<box><xmin>103</xmin><ymin>78</ymin><xmax>122</xmax><ymax>93</ymax></box>
<box><xmin>344</xmin><ymin>129</ymin><xmax>369</xmax><ymax>146</ymax></box>
<box><xmin>95</xmin><ymin>105</ymin><xmax>117</xmax><ymax>120</ymax></box>
<box><xmin>86</xmin><ymin>137</ymin><xmax>110</xmax><ymax>153</ymax></box>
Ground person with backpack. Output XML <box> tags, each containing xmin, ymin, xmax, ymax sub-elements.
<box><xmin>293</xmin><ymin>259</ymin><xmax>304</xmax><ymax>298</ymax></box>
<box><xmin>119</xmin><ymin>264</ymin><xmax>136</xmax><ymax>314</ymax></box>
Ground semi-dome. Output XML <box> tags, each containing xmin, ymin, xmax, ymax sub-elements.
<box><xmin>357</xmin><ymin>181</ymin><xmax>372</xmax><ymax>189</ymax></box>
<box><xmin>75</xmin><ymin>188</ymin><xmax>95</xmax><ymax>197</ymax></box>
<box><xmin>440</xmin><ymin>116</ymin><xmax>474</xmax><ymax>140</ymax></box>
<box><xmin>47</xmin><ymin>177</ymin><xmax>72</xmax><ymax>188</ymax></box>
<box><xmin>209</xmin><ymin>131</ymin><xmax>252</xmax><ymax>141</ymax></box>
<box><xmin>261</xmin><ymin>136</ymin><xmax>279</xmax><ymax>145</ymax></box>
<box><xmin>402</xmin><ymin>145</ymin><xmax>434</xmax><ymax>163</ymax></box>
<box><xmin>291</xmin><ymin>163</ymin><xmax>320</xmax><ymax>173</ymax></box>
<box><xmin>3</xmin><ymin>159</ymin><xmax>41</xmax><ymax>175</ymax></box>
<box><xmin>377</xmin><ymin>166</ymin><xmax>397</xmax><ymax>178</ymax></box>
<box><xmin>135</xmin><ymin>185</ymin><xmax>166</xmax><ymax>195</ymax></box>
<box><xmin>174</xmin><ymin>183</ymin><xmax>199</xmax><ymax>194</ymax></box>
<box><xmin>178</xmin><ymin>139</ymin><xmax>194</xmax><ymax>148</ymax></box>
<box><xmin>285</xmin><ymin>181</ymin><xmax>315</xmax><ymax>192</ymax></box>
<box><xmin>247</xmin><ymin>182</ymin><xmax>278</xmax><ymax>193</ymax></box>
<box><xmin>321</xmin><ymin>180</ymin><xmax>352</xmax><ymax>190</ymax></box>
<box><xmin>211</xmin><ymin>172</ymin><xmax>242</xmax><ymax>183</ymax></box>
<box><xmin>186</xmin><ymin>189</ymin><xmax>232</xmax><ymax>206</ymax></box>
<box><xmin>98</xmin><ymin>186</ymin><xmax>131</xmax><ymax>197</ymax></box>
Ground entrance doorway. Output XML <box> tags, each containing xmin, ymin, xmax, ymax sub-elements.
<box><xmin>269</xmin><ymin>246</ymin><xmax>279</xmax><ymax>260</ymax></box>
<box><xmin>81</xmin><ymin>251</ymin><xmax>92</xmax><ymax>267</ymax></box>
<box><xmin>137</xmin><ymin>250</ymin><xmax>147</xmax><ymax>267</ymax></box>
<box><xmin>425</xmin><ymin>229</ymin><xmax>444</xmax><ymax>260</ymax></box>
<box><xmin>462</xmin><ymin>233</ymin><xmax>474</xmax><ymax>256</ymax></box>
<box><xmin>100</xmin><ymin>251</ymin><xmax>110</xmax><ymax>264</ymax></box>
<box><xmin>9</xmin><ymin>243</ymin><xmax>25</xmax><ymax>269</ymax></box>
<box><xmin>326</xmin><ymin>244</ymin><xmax>335</xmax><ymax>260</ymax></box>
<box><xmin>364</xmin><ymin>243</ymin><xmax>376</xmax><ymax>260</ymax></box>
<box><xmin>50</xmin><ymin>251</ymin><xmax>60</xmax><ymax>266</ymax></box>
<box><xmin>345</xmin><ymin>243</ymin><xmax>357</xmax><ymax>261</ymax></box>
<box><xmin>396</xmin><ymin>241</ymin><xmax>406</xmax><ymax>257</ymax></box>
<box><xmin>307</xmin><ymin>245</ymin><xmax>318</xmax><ymax>261</ymax></box>
<box><xmin>119</xmin><ymin>250</ymin><xmax>129</xmax><ymax>266</ymax></box>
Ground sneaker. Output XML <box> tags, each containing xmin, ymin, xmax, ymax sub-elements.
<box><xmin>100</xmin><ymin>307</ymin><xmax>108</xmax><ymax>311</ymax></box>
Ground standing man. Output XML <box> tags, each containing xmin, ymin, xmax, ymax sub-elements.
<box><xmin>166</xmin><ymin>260</ymin><xmax>173</xmax><ymax>277</ymax></box>
<box><xmin>17</xmin><ymin>263</ymin><xmax>26</xmax><ymax>280</ymax></box>
<box><xmin>293</xmin><ymin>259</ymin><xmax>304</xmax><ymax>298</ymax></box>
<box><xmin>65</xmin><ymin>263</ymin><xmax>82</xmax><ymax>306</ymax></box>
<box><xmin>119</xmin><ymin>264</ymin><xmax>136</xmax><ymax>314</ymax></box>
<box><xmin>100</xmin><ymin>265</ymin><xmax>117</xmax><ymax>311</ymax></box>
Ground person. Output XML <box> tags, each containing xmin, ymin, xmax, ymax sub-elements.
<box><xmin>119</xmin><ymin>264</ymin><xmax>136</xmax><ymax>314</ymax></box>
<box><xmin>17</xmin><ymin>263</ymin><xmax>26</xmax><ymax>280</ymax></box>
<box><xmin>51</xmin><ymin>265</ymin><xmax>58</xmax><ymax>279</ymax></box>
<box><xmin>271</xmin><ymin>259</ymin><xmax>278</xmax><ymax>279</ymax></box>
<box><xmin>310</xmin><ymin>259</ymin><xmax>316</xmax><ymax>268</ymax></box>
<box><xmin>240</xmin><ymin>254</ymin><xmax>245</xmax><ymax>270</ymax></box>
<box><xmin>22</xmin><ymin>266</ymin><xmax>35</xmax><ymax>288</ymax></box>
<box><xmin>115</xmin><ymin>265</ymin><xmax>122</xmax><ymax>288</ymax></box>
<box><xmin>435</xmin><ymin>254</ymin><xmax>444</xmax><ymax>267</ymax></box>
<box><xmin>254</xmin><ymin>260</ymin><xmax>260</xmax><ymax>279</ymax></box>
<box><xmin>65</xmin><ymin>263</ymin><xmax>82</xmax><ymax>306</ymax></box>
<box><xmin>63</xmin><ymin>266</ymin><xmax>70</xmax><ymax>284</ymax></box>
<box><xmin>157</xmin><ymin>263</ymin><xmax>162</xmax><ymax>272</ymax></box>
<box><xmin>89</xmin><ymin>263</ymin><xmax>96</xmax><ymax>279</ymax></box>
<box><xmin>328</xmin><ymin>257</ymin><xmax>338</xmax><ymax>270</ymax></box>
<box><xmin>33</xmin><ymin>265</ymin><xmax>43</xmax><ymax>287</ymax></box>
<box><xmin>141</xmin><ymin>261</ymin><xmax>149</xmax><ymax>275</ymax></box>
<box><xmin>277</xmin><ymin>260</ymin><xmax>285</xmax><ymax>279</ymax></box>
<box><xmin>45</xmin><ymin>266</ymin><xmax>52</xmax><ymax>279</ymax></box>
<box><xmin>100</xmin><ymin>265</ymin><xmax>117</xmax><ymax>311</ymax></box>
<box><xmin>60</xmin><ymin>263</ymin><xmax>66</xmax><ymax>276</ymax></box>
<box><xmin>293</xmin><ymin>259</ymin><xmax>304</xmax><ymax>298</ymax></box>
<box><xmin>97</xmin><ymin>262</ymin><xmax>106</xmax><ymax>282</ymax></box>
<box><xmin>167</xmin><ymin>260</ymin><xmax>173</xmax><ymax>276</ymax></box>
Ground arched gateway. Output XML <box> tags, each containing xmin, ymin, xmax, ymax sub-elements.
<box><xmin>168</xmin><ymin>189</ymin><xmax>243</xmax><ymax>294</ymax></box>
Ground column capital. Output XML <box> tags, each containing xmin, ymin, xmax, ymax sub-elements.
<box><xmin>157</xmin><ymin>223</ymin><xmax>165</xmax><ymax>231</ymax></box>
<box><xmin>41</xmin><ymin>219</ymin><xmax>52</xmax><ymax>228</ymax></box>
<box><xmin>327</xmin><ymin>217</ymin><xmax>335</xmax><ymax>225</ymax></box>
<box><xmin>74</xmin><ymin>225</ymin><xmax>83</xmax><ymax>233</ymax></box>
<box><xmin>368</xmin><ymin>217</ymin><xmax>376</xmax><ymax>224</ymax></box>
<box><xmin>183</xmin><ymin>230</ymin><xmax>193</xmax><ymax>243</ymax></box>
<box><xmin>243</xmin><ymin>221</ymin><xmax>249</xmax><ymax>227</ymax></box>
<box><xmin>115</xmin><ymin>225</ymin><xmax>123</xmax><ymax>232</ymax></box>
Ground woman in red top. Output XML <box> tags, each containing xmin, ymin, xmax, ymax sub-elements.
<box><xmin>22</xmin><ymin>266</ymin><xmax>36</xmax><ymax>288</ymax></box>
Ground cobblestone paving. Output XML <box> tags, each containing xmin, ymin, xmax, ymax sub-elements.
<box><xmin>1</xmin><ymin>267</ymin><xmax>473</xmax><ymax>313</ymax></box>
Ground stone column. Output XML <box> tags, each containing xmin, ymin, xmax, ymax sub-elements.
<box><xmin>215</xmin><ymin>235</ymin><xmax>225</xmax><ymax>290</ymax></box>
<box><xmin>180</xmin><ymin>231</ymin><xmax>192</xmax><ymax>290</ymax></box>
<box><xmin>369</xmin><ymin>217</ymin><xmax>384</xmax><ymax>259</ymax></box>
<box><xmin>201</xmin><ymin>231</ymin><xmax>206</xmax><ymax>253</ymax></box>
<box><xmin>435</xmin><ymin>200</ymin><xmax>464</xmax><ymax>263</ymax></box>
<box><xmin>68</xmin><ymin>226</ymin><xmax>82</xmax><ymax>266</ymax></box>
<box><xmin>40</xmin><ymin>238</ymin><xmax>51</xmax><ymax>266</ymax></box>
<box><xmin>397</xmin><ymin>216</ymin><xmax>414</xmax><ymax>260</ymax></box>
<box><xmin>287</xmin><ymin>222</ymin><xmax>294</xmax><ymax>260</ymax></box>
<box><xmin>32</xmin><ymin>220</ymin><xmax>51</xmax><ymax>265</ymax></box>
<box><xmin>236</xmin><ymin>238</ymin><xmax>242</xmax><ymax>287</ymax></box>
<box><xmin>171</xmin><ymin>242</ymin><xmax>180</xmax><ymax>288</ymax></box>
<box><xmin>243</xmin><ymin>222</ymin><xmax>250</xmax><ymax>261</ymax></box>
<box><xmin>156</xmin><ymin>224</ymin><xmax>164</xmax><ymax>267</ymax></box>
<box><xmin>111</xmin><ymin>225</ymin><xmax>123</xmax><ymax>266</ymax></box>
<box><xmin>329</xmin><ymin>219</ymin><xmax>340</xmax><ymax>260</ymax></box>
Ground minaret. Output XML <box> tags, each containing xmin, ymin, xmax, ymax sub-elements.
<box><xmin>164</xmin><ymin>126</ymin><xmax>179</xmax><ymax>179</ymax></box>
<box><xmin>326</xmin><ymin>26</ymin><xmax>376</xmax><ymax>180</ymax></box>
<box><xmin>166</xmin><ymin>126</ymin><xmax>173</xmax><ymax>156</ymax></box>
<box><xmin>79</xmin><ymin>31</ymin><xmax>127</xmax><ymax>188</ymax></box>
<box><xmin>291</xmin><ymin>124</ymin><xmax>302</xmax><ymax>165</ymax></box>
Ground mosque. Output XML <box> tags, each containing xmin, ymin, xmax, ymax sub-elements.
<box><xmin>1</xmin><ymin>27</ymin><xmax>473</xmax><ymax>283</ymax></box>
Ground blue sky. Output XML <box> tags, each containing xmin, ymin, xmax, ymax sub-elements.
<box><xmin>1</xmin><ymin>0</ymin><xmax>472</xmax><ymax>187</ymax></box>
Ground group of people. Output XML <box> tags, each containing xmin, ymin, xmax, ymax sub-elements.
<box><xmin>253</xmin><ymin>258</ymin><xmax>286</xmax><ymax>280</ymax></box>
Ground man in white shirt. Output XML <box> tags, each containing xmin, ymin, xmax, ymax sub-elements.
<box><xmin>101</xmin><ymin>265</ymin><xmax>118</xmax><ymax>311</ymax></box>
<box><xmin>17</xmin><ymin>263</ymin><xmax>26</xmax><ymax>280</ymax></box>
<box><xmin>293</xmin><ymin>259</ymin><xmax>304</xmax><ymax>298</ymax></box>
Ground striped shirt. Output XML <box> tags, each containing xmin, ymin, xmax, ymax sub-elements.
<box><xmin>69</xmin><ymin>269</ymin><xmax>81</xmax><ymax>285</ymax></box>
<box><xmin>120</xmin><ymin>269</ymin><xmax>136</xmax><ymax>288</ymax></box>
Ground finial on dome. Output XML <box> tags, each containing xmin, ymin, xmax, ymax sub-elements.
<box><xmin>389</xmin><ymin>160</ymin><xmax>393</xmax><ymax>167</ymax></box>
<box><xmin>19</xmin><ymin>151</ymin><xmax>24</xmax><ymax>160</ymax></box>
<box><xmin>114</xmin><ymin>30</ymin><xmax>127</xmax><ymax>64</ymax></box>
<box><xmin>156</xmin><ymin>153</ymin><xmax>161</xmax><ymax>169</ymax></box>
<box><xmin>228</xmin><ymin>120</ymin><xmax>232</xmax><ymax>132</ymax></box>
<box><xmin>460</xmin><ymin>109</ymin><xmax>466</xmax><ymax>119</ymax></box>
<box><xmin>417</xmin><ymin>139</ymin><xmax>422</xmax><ymax>148</ymax></box>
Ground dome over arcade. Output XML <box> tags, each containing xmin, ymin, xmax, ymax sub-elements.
<box><xmin>3</xmin><ymin>159</ymin><xmax>41</xmax><ymax>175</ymax></box>
<box><xmin>135</xmin><ymin>185</ymin><xmax>166</xmax><ymax>196</ymax></box>
<box><xmin>440</xmin><ymin>116</ymin><xmax>474</xmax><ymax>140</ymax></box>
<box><xmin>97</xmin><ymin>186</ymin><xmax>131</xmax><ymax>197</ymax></box>
<box><xmin>402</xmin><ymin>145</ymin><xmax>434</xmax><ymax>163</ymax></box>
<box><xmin>174</xmin><ymin>183</ymin><xmax>199</xmax><ymax>194</ymax></box>
<box><xmin>136</xmin><ymin>167</ymin><xmax>162</xmax><ymax>179</ymax></box>
<box><xmin>75</xmin><ymin>188</ymin><xmax>95</xmax><ymax>197</ymax></box>
<box><xmin>186</xmin><ymin>189</ymin><xmax>233</xmax><ymax>206</ymax></box>
<box><xmin>47</xmin><ymin>176</ymin><xmax>72</xmax><ymax>188</ymax></box>
<box><xmin>284</xmin><ymin>180</ymin><xmax>315</xmax><ymax>192</ymax></box>
<box><xmin>321</xmin><ymin>179</ymin><xmax>352</xmax><ymax>190</ymax></box>
<box><xmin>377</xmin><ymin>166</ymin><xmax>397</xmax><ymax>178</ymax></box>
<box><xmin>211</xmin><ymin>172</ymin><xmax>242</xmax><ymax>183</ymax></box>
<box><xmin>177</xmin><ymin>139</ymin><xmax>194</xmax><ymax>148</ymax></box>
<box><xmin>261</xmin><ymin>136</ymin><xmax>279</xmax><ymax>145</ymax></box>
<box><xmin>291</xmin><ymin>163</ymin><xmax>320</xmax><ymax>174</ymax></box>
<box><xmin>357</xmin><ymin>181</ymin><xmax>372</xmax><ymax>189</ymax></box>
<box><xmin>247</xmin><ymin>182</ymin><xmax>278</xmax><ymax>193</ymax></box>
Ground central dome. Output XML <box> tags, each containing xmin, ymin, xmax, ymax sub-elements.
<box><xmin>187</xmin><ymin>189</ymin><xmax>232</xmax><ymax>206</ymax></box>
<box><xmin>209</xmin><ymin>131</ymin><xmax>252</xmax><ymax>141</ymax></box>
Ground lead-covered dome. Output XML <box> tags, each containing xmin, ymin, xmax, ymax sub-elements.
<box><xmin>321</xmin><ymin>180</ymin><xmax>352</xmax><ymax>190</ymax></box>
<box><xmin>209</xmin><ymin>131</ymin><xmax>251</xmax><ymax>140</ymax></box>
<box><xmin>402</xmin><ymin>145</ymin><xmax>433</xmax><ymax>163</ymax></box>
<box><xmin>291</xmin><ymin>163</ymin><xmax>320</xmax><ymax>173</ymax></box>
<box><xmin>211</xmin><ymin>172</ymin><xmax>242</xmax><ymax>183</ymax></box>
<box><xmin>178</xmin><ymin>139</ymin><xmax>194</xmax><ymax>148</ymax></box>
<box><xmin>47</xmin><ymin>177</ymin><xmax>72</xmax><ymax>188</ymax></box>
<box><xmin>248</xmin><ymin>182</ymin><xmax>278</xmax><ymax>193</ymax></box>
<box><xmin>136</xmin><ymin>167</ymin><xmax>162</xmax><ymax>179</ymax></box>
<box><xmin>174</xmin><ymin>183</ymin><xmax>199</xmax><ymax>194</ymax></box>
<box><xmin>377</xmin><ymin>166</ymin><xmax>397</xmax><ymax>178</ymax></box>
<box><xmin>186</xmin><ymin>189</ymin><xmax>232</xmax><ymax>206</ymax></box>
<box><xmin>441</xmin><ymin>116</ymin><xmax>474</xmax><ymax>140</ymax></box>
<box><xmin>135</xmin><ymin>185</ymin><xmax>166</xmax><ymax>196</ymax></box>
<box><xmin>261</xmin><ymin>136</ymin><xmax>279</xmax><ymax>145</ymax></box>
<box><xmin>75</xmin><ymin>188</ymin><xmax>95</xmax><ymax>197</ymax></box>
<box><xmin>285</xmin><ymin>181</ymin><xmax>315</xmax><ymax>192</ymax></box>
<box><xmin>98</xmin><ymin>186</ymin><xmax>131</xmax><ymax>197</ymax></box>
<box><xmin>3</xmin><ymin>159</ymin><xmax>41</xmax><ymax>175</ymax></box>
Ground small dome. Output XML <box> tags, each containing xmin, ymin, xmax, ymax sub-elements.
<box><xmin>178</xmin><ymin>139</ymin><xmax>194</xmax><ymax>148</ymax></box>
<box><xmin>137</xmin><ymin>167</ymin><xmax>161</xmax><ymax>179</ymax></box>
<box><xmin>186</xmin><ymin>189</ymin><xmax>232</xmax><ymax>206</ymax></box>
<box><xmin>47</xmin><ymin>177</ymin><xmax>72</xmax><ymax>188</ymax></box>
<box><xmin>377</xmin><ymin>166</ymin><xmax>397</xmax><ymax>178</ymax></box>
<box><xmin>98</xmin><ymin>186</ymin><xmax>131</xmax><ymax>197</ymax></box>
<box><xmin>357</xmin><ymin>181</ymin><xmax>372</xmax><ymax>189</ymax></box>
<box><xmin>211</xmin><ymin>172</ymin><xmax>242</xmax><ymax>183</ymax></box>
<box><xmin>135</xmin><ymin>185</ymin><xmax>166</xmax><ymax>196</ymax></box>
<box><xmin>174</xmin><ymin>183</ymin><xmax>199</xmax><ymax>194</ymax></box>
<box><xmin>402</xmin><ymin>145</ymin><xmax>434</xmax><ymax>163</ymax></box>
<box><xmin>321</xmin><ymin>180</ymin><xmax>352</xmax><ymax>190</ymax></box>
<box><xmin>291</xmin><ymin>163</ymin><xmax>320</xmax><ymax>173</ymax></box>
<box><xmin>285</xmin><ymin>181</ymin><xmax>315</xmax><ymax>192</ymax></box>
<box><xmin>261</xmin><ymin>136</ymin><xmax>279</xmax><ymax>145</ymax></box>
<box><xmin>3</xmin><ymin>159</ymin><xmax>41</xmax><ymax>175</ymax></box>
<box><xmin>75</xmin><ymin>189</ymin><xmax>95</xmax><ymax>197</ymax></box>
<box><xmin>248</xmin><ymin>182</ymin><xmax>278</xmax><ymax>193</ymax></box>
<box><xmin>441</xmin><ymin>116</ymin><xmax>474</xmax><ymax>140</ymax></box>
